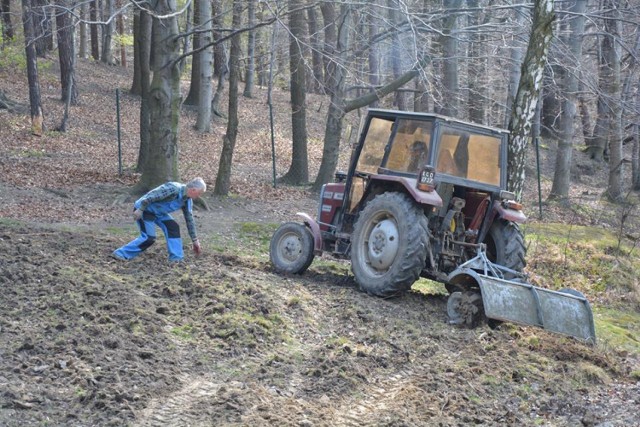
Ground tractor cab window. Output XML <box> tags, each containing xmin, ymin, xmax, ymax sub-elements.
<box><xmin>356</xmin><ymin>117</ymin><xmax>393</xmax><ymax>174</ymax></box>
<box><xmin>436</xmin><ymin>126</ymin><xmax>502</xmax><ymax>186</ymax></box>
<box><xmin>349</xmin><ymin>117</ymin><xmax>394</xmax><ymax>213</ymax></box>
<box><xmin>386</xmin><ymin>119</ymin><xmax>433</xmax><ymax>174</ymax></box>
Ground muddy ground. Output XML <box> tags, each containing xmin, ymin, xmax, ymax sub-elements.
<box><xmin>0</xmin><ymin>185</ymin><xmax>639</xmax><ymax>427</ymax></box>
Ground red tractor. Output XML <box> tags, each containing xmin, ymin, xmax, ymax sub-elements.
<box><xmin>270</xmin><ymin>109</ymin><xmax>595</xmax><ymax>343</ymax></box>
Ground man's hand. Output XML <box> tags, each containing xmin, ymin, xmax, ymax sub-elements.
<box><xmin>133</xmin><ymin>209</ymin><xmax>143</xmax><ymax>220</ymax></box>
<box><xmin>193</xmin><ymin>240</ymin><xmax>202</xmax><ymax>256</ymax></box>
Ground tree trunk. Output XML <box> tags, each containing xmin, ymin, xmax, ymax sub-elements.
<box><xmin>212</xmin><ymin>0</ymin><xmax>225</xmax><ymax>79</ymax></box>
<box><xmin>116</xmin><ymin>0</ymin><xmax>126</xmax><ymax>67</ymax></box>
<box><xmin>279</xmin><ymin>0</ymin><xmax>309</xmax><ymax>184</ymax></box>
<box><xmin>90</xmin><ymin>0</ymin><xmax>99</xmax><ymax>60</ymax></box>
<box><xmin>578</xmin><ymin>80</ymin><xmax>593</xmax><ymax>146</ymax></box>
<box><xmin>101</xmin><ymin>0</ymin><xmax>114</xmax><ymax>64</ymax></box>
<box><xmin>56</xmin><ymin>0</ymin><xmax>78</xmax><ymax>106</ymax></box>
<box><xmin>214</xmin><ymin>0</ymin><xmax>242</xmax><ymax>195</ymax></box>
<box><xmin>320</xmin><ymin>2</ymin><xmax>336</xmax><ymax>88</ymax></box>
<box><xmin>387</xmin><ymin>0</ymin><xmax>403</xmax><ymax>110</ymax></box>
<box><xmin>507</xmin><ymin>0</ymin><xmax>555</xmax><ymax>199</ymax></box>
<box><xmin>588</xmin><ymin>95</ymin><xmax>609</xmax><ymax>161</ymax></box>
<box><xmin>306</xmin><ymin>4</ymin><xmax>323</xmax><ymax>94</ymax></box>
<box><xmin>603</xmin><ymin>0</ymin><xmax>623</xmax><ymax>202</ymax></box>
<box><xmin>130</xmin><ymin>10</ymin><xmax>141</xmax><ymax>95</ymax></box>
<box><xmin>79</xmin><ymin>1</ymin><xmax>87</xmax><ymax>58</ymax></box>
<box><xmin>195</xmin><ymin>0</ymin><xmax>213</xmax><ymax>132</ymax></box>
<box><xmin>439</xmin><ymin>0</ymin><xmax>462</xmax><ymax>116</ymax></box>
<box><xmin>33</xmin><ymin>0</ymin><xmax>52</xmax><ymax>57</ymax></box>
<box><xmin>136</xmin><ymin>0</ymin><xmax>181</xmax><ymax>191</ymax></box>
<box><xmin>135</xmin><ymin>10</ymin><xmax>152</xmax><ymax>172</ymax></box>
<box><xmin>1</xmin><ymin>0</ymin><xmax>15</xmax><ymax>40</ymax></box>
<box><xmin>503</xmin><ymin>4</ymin><xmax>527</xmax><ymax>127</ymax></box>
<box><xmin>549</xmin><ymin>0</ymin><xmax>585</xmax><ymax>201</ymax></box>
<box><xmin>183</xmin><ymin>0</ymin><xmax>201</xmax><ymax>105</ymax></box>
<box><xmin>467</xmin><ymin>0</ymin><xmax>486</xmax><ymax>124</ymax></box>
<box><xmin>22</xmin><ymin>0</ymin><xmax>45</xmax><ymax>135</ymax></box>
<box><xmin>367</xmin><ymin>4</ymin><xmax>379</xmax><ymax>107</ymax></box>
<box><xmin>243</xmin><ymin>0</ymin><xmax>256</xmax><ymax>98</ymax></box>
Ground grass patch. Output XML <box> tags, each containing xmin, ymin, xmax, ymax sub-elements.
<box><xmin>594</xmin><ymin>307</ymin><xmax>640</xmax><ymax>356</ymax></box>
<box><xmin>411</xmin><ymin>278</ymin><xmax>448</xmax><ymax>296</ymax></box>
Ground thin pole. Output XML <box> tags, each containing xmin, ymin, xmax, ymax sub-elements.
<box><xmin>116</xmin><ymin>88</ymin><xmax>122</xmax><ymax>176</ymax></box>
<box><xmin>267</xmin><ymin>12</ymin><xmax>279</xmax><ymax>188</ymax></box>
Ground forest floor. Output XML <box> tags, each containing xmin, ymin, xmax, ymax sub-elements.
<box><xmin>1</xmin><ymin>53</ymin><xmax>639</xmax><ymax>426</ymax></box>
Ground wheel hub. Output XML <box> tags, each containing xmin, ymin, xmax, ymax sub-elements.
<box><xmin>367</xmin><ymin>219</ymin><xmax>399</xmax><ymax>271</ymax></box>
<box><xmin>280</xmin><ymin>234</ymin><xmax>302</xmax><ymax>262</ymax></box>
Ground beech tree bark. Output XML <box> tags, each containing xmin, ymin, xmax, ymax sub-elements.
<box><xmin>136</xmin><ymin>0</ymin><xmax>181</xmax><ymax>192</ymax></box>
<box><xmin>135</xmin><ymin>10</ymin><xmax>151</xmax><ymax>172</ymax></box>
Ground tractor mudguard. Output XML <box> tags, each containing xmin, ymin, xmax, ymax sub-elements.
<box><xmin>447</xmin><ymin>251</ymin><xmax>596</xmax><ymax>344</ymax></box>
<box><xmin>296</xmin><ymin>212</ymin><xmax>323</xmax><ymax>255</ymax></box>
<box><xmin>493</xmin><ymin>200</ymin><xmax>527</xmax><ymax>223</ymax></box>
<box><xmin>369</xmin><ymin>174</ymin><xmax>443</xmax><ymax>207</ymax></box>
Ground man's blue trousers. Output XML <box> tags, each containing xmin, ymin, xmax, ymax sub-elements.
<box><xmin>113</xmin><ymin>212</ymin><xmax>184</xmax><ymax>261</ymax></box>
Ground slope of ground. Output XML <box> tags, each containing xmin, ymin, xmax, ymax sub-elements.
<box><xmin>1</xmin><ymin>46</ymin><xmax>639</xmax><ymax>426</ymax></box>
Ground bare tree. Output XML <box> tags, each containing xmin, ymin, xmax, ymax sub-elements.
<box><xmin>136</xmin><ymin>0</ymin><xmax>182</xmax><ymax>191</ymax></box>
<box><xmin>243</xmin><ymin>0</ymin><xmax>256</xmax><ymax>97</ymax></box>
<box><xmin>1</xmin><ymin>0</ymin><xmax>15</xmax><ymax>40</ymax></box>
<box><xmin>22</xmin><ymin>0</ymin><xmax>45</xmax><ymax>135</ymax></box>
<box><xmin>602</xmin><ymin>0</ymin><xmax>624</xmax><ymax>201</ymax></box>
<box><xmin>549</xmin><ymin>0</ymin><xmax>585</xmax><ymax>201</ymax></box>
<box><xmin>55</xmin><ymin>0</ymin><xmax>77</xmax><ymax>106</ymax></box>
<box><xmin>214</xmin><ymin>0</ymin><xmax>243</xmax><ymax>195</ymax></box>
<box><xmin>438</xmin><ymin>0</ymin><xmax>462</xmax><ymax>116</ymax></box>
<box><xmin>183</xmin><ymin>0</ymin><xmax>201</xmax><ymax>106</ymax></box>
<box><xmin>279</xmin><ymin>0</ymin><xmax>309</xmax><ymax>184</ymax></box>
<box><xmin>195</xmin><ymin>0</ymin><xmax>213</xmax><ymax>132</ymax></box>
<box><xmin>101</xmin><ymin>0</ymin><xmax>114</xmax><ymax>64</ymax></box>
<box><xmin>135</xmin><ymin>9</ymin><xmax>152</xmax><ymax>172</ymax></box>
<box><xmin>90</xmin><ymin>0</ymin><xmax>99</xmax><ymax>60</ymax></box>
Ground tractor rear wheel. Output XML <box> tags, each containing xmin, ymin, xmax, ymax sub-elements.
<box><xmin>485</xmin><ymin>219</ymin><xmax>526</xmax><ymax>274</ymax></box>
<box><xmin>351</xmin><ymin>192</ymin><xmax>429</xmax><ymax>297</ymax></box>
<box><xmin>270</xmin><ymin>222</ymin><xmax>315</xmax><ymax>274</ymax></box>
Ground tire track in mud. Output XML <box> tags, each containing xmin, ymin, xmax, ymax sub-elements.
<box><xmin>329</xmin><ymin>367</ymin><xmax>426</xmax><ymax>426</ymax></box>
<box><xmin>133</xmin><ymin>374</ymin><xmax>222</xmax><ymax>426</ymax></box>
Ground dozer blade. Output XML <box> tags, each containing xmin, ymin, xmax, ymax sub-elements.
<box><xmin>448</xmin><ymin>268</ymin><xmax>596</xmax><ymax>345</ymax></box>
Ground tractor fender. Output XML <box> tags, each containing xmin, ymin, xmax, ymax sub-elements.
<box><xmin>492</xmin><ymin>200</ymin><xmax>527</xmax><ymax>223</ymax></box>
<box><xmin>369</xmin><ymin>174</ymin><xmax>443</xmax><ymax>207</ymax></box>
<box><xmin>296</xmin><ymin>212</ymin><xmax>323</xmax><ymax>255</ymax></box>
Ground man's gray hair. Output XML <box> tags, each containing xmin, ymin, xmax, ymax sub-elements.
<box><xmin>187</xmin><ymin>177</ymin><xmax>207</xmax><ymax>192</ymax></box>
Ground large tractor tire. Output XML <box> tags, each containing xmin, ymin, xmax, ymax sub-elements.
<box><xmin>351</xmin><ymin>192</ymin><xmax>429</xmax><ymax>297</ymax></box>
<box><xmin>485</xmin><ymin>219</ymin><xmax>526</xmax><ymax>273</ymax></box>
<box><xmin>270</xmin><ymin>222</ymin><xmax>315</xmax><ymax>274</ymax></box>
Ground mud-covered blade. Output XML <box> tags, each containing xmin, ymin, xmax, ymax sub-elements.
<box><xmin>449</xmin><ymin>268</ymin><xmax>596</xmax><ymax>344</ymax></box>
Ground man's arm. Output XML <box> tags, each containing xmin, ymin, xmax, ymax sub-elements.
<box><xmin>182</xmin><ymin>198</ymin><xmax>198</xmax><ymax>242</ymax></box>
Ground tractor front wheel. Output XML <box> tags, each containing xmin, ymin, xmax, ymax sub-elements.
<box><xmin>270</xmin><ymin>222</ymin><xmax>315</xmax><ymax>274</ymax></box>
<box><xmin>351</xmin><ymin>192</ymin><xmax>429</xmax><ymax>297</ymax></box>
<box><xmin>485</xmin><ymin>219</ymin><xmax>526</xmax><ymax>274</ymax></box>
